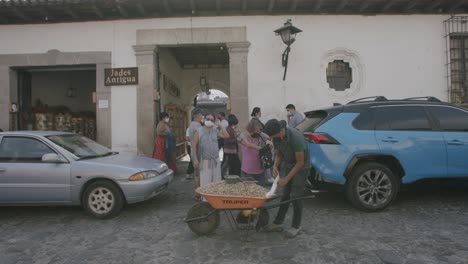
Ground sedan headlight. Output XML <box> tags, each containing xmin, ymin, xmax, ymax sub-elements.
<box><xmin>128</xmin><ymin>170</ymin><xmax>159</xmax><ymax>181</ymax></box>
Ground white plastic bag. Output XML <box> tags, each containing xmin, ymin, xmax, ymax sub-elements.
<box><xmin>266</xmin><ymin>176</ymin><xmax>279</xmax><ymax>198</ymax></box>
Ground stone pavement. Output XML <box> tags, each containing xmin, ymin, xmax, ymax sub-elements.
<box><xmin>1</xmin><ymin>162</ymin><xmax>468</xmax><ymax>264</ymax></box>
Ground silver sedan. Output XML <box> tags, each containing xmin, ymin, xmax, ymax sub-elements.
<box><xmin>0</xmin><ymin>131</ymin><xmax>173</xmax><ymax>218</ymax></box>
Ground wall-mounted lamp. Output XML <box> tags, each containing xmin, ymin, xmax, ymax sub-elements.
<box><xmin>274</xmin><ymin>19</ymin><xmax>303</xmax><ymax>81</ymax></box>
<box><xmin>200</xmin><ymin>76</ymin><xmax>207</xmax><ymax>86</ymax></box>
<box><xmin>200</xmin><ymin>75</ymin><xmax>211</xmax><ymax>95</ymax></box>
<box><xmin>67</xmin><ymin>87</ymin><xmax>77</xmax><ymax>98</ymax></box>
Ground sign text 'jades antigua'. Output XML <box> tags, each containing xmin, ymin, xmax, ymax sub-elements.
<box><xmin>104</xmin><ymin>67</ymin><xmax>138</xmax><ymax>86</ymax></box>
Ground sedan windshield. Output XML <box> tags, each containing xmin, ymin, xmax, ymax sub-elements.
<box><xmin>47</xmin><ymin>134</ymin><xmax>115</xmax><ymax>159</ymax></box>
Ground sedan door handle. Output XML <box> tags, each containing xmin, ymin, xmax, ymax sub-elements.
<box><xmin>448</xmin><ymin>139</ymin><xmax>464</xmax><ymax>146</ymax></box>
<box><xmin>0</xmin><ymin>168</ymin><xmax>6</xmax><ymax>172</ymax></box>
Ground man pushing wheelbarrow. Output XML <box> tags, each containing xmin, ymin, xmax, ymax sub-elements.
<box><xmin>184</xmin><ymin>119</ymin><xmax>313</xmax><ymax>239</ymax></box>
<box><xmin>262</xmin><ymin>119</ymin><xmax>311</xmax><ymax>238</ymax></box>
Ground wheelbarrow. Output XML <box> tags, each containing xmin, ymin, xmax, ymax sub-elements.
<box><xmin>184</xmin><ymin>189</ymin><xmax>316</xmax><ymax>237</ymax></box>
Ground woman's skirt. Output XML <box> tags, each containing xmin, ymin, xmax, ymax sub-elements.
<box><xmin>152</xmin><ymin>135</ymin><xmax>177</xmax><ymax>173</ymax></box>
<box><xmin>200</xmin><ymin>159</ymin><xmax>222</xmax><ymax>187</ymax></box>
<box><xmin>153</xmin><ymin>136</ymin><xmax>167</xmax><ymax>162</ymax></box>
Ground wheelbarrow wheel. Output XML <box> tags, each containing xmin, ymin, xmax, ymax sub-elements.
<box><xmin>186</xmin><ymin>202</ymin><xmax>220</xmax><ymax>236</ymax></box>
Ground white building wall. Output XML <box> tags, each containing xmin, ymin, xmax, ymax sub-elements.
<box><xmin>0</xmin><ymin>15</ymin><xmax>450</xmax><ymax>153</ymax></box>
<box><xmin>159</xmin><ymin>48</ymin><xmax>184</xmax><ymax>108</ymax></box>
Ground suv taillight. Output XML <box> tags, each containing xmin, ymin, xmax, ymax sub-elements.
<box><xmin>303</xmin><ymin>132</ymin><xmax>339</xmax><ymax>144</ymax></box>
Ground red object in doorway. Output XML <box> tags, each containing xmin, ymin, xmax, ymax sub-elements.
<box><xmin>152</xmin><ymin>135</ymin><xmax>177</xmax><ymax>173</ymax></box>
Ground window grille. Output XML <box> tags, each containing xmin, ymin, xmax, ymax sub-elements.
<box><xmin>444</xmin><ymin>16</ymin><xmax>468</xmax><ymax>106</ymax></box>
<box><xmin>326</xmin><ymin>60</ymin><xmax>352</xmax><ymax>91</ymax></box>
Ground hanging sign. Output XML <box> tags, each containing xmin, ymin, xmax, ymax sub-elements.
<box><xmin>104</xmin><ymin>67</ymin><xmax>138</xmax><ymax>86</ymax></box>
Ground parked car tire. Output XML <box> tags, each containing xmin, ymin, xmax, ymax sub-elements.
<box><xmin>346</xmin><ymin>162</ymin><xmax>399</xmax><ymax>212</ymax></box>
<box><xmin>82</xmin><ymin>180</ymin><xmax>125</xmax><ymax>219</ymax></box>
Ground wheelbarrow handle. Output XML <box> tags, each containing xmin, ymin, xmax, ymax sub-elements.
<box><xmin>261</xmin><ymin>195</ymin><xmax>316</xmax><ymax>210</ymax></box>
<box><xmin>184</xmin><ymin>208</ymin><xmax>219</xmax><ymax>223</ymax></box>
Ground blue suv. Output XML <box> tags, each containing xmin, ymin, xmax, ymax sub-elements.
<box><xmin>298</xmin><ymin>96</ymin><xmax>468</xmax><ymax>212</ymax></box>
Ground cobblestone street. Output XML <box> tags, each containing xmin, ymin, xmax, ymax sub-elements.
<box><xmin>1</xmin><ymin>162</ymin><xmax>468</xmax><ymax>264</ymax></box>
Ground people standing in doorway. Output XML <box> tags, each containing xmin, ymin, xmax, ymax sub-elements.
<box><xmin>250</xmin><ymin>107</ymin><xmax>265</xmax><ymax>129</ymax></box>
<box><xmin>221</xmin><ymin>114</ymin><xmax>241</xmax><ymax>177</ymax></box>
<box><xmin>286</xmin><ymin>104</ymin><xmax>304</xmax><ymax>129</ymax></box>
<box><xmin>188</xmin><ymin>108</ymin><xmax>204</xmax><ymax>190</ymax></box>
<box><xmin>193</xmin><ymin>113</ymin><xmax>230</xmax><ymax>188</ymax></box>
<box><xmin>263</xmin><ymin>119</ymin><xmax>310</xmax><ymax>238</ymax></box>
<box><xmin>152</xmin><ymin>112</ymin><xmax>177</xmax><ymax>173</ymax></box>
<box><xmin>240</xmin><ymin>119</ymin><xmax>269</xmax><ymax>186</ymax></box>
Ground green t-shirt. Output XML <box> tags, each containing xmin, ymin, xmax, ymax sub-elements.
<box><xmin>273</xmin><ymin>127</ymin><xmax>311</xmax><ymax>167</ymax></box>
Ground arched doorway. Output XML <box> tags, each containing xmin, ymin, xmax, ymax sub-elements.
<box><xmin>134</xmin><ymin>27</ymin><xmax>249</xmax><ymax>156</ymax></box>
<box><xmin>193</xmin><ymin>89</ymin><xmax>229</xmax><ymax>115</ymax></box>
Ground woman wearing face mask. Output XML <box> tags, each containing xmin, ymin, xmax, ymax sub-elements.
<box><xmin>250</xmin><ymin>107</ymin><xmax>265</xmax><ymax>129</ymax></box>
<box><xmin>221</xmin><ymin>114</ymin><xmax>241</xmax><ymax>177</ymax></box>
<box><xmin>193</xmin><ymin>113</ymin><xmax>230</xmax><ymax>188</ymax></box>
<box><xmin>240</xmin><ymin>119</ymin><xmax>269</xmax><ymax>186</ymax></box>
<box><xmin>153</xmin><ymin>112</ymin><xmax>177</xmax><ymax>172</ymax></box>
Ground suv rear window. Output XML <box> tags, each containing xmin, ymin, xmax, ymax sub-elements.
<box><xmin>352</xmin><ymin>109</ymin><xmax>374</xmax><ymax>130</ymax></box>
<box><xmin>375</xmin><ymin>106</ymin><xmax>432</xmax><ymax>131</ymax></box>
<box><xmin>296</xmin><ymin>110</ymin><xmax>328</xmax><ymax>132</ymax></box>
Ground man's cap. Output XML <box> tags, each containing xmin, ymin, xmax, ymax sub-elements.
<box><xmin>264</xmin><ymin>119</ymin><xmax>282</xmax><ymax>136</ymax></box>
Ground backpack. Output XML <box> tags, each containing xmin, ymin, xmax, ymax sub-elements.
<box><xmin>259</xmin><ymin>142</ymin><xmax>274</xmax><ymax>169</ymax></box>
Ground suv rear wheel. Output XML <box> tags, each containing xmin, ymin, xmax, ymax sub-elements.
<box><xmin>346</xmin><ymin>162</ymin><xmax>399</xmax><ymax>212</ymax></box>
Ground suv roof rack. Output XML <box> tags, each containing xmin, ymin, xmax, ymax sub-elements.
<box><xmin>347</xmin><ymin>96</ymin><xmax>388</xmax><ymax>104</ymax></box>
<box><xmin>403</xmin><ymin>96</ymin><xmax>442</xmax><ymax>102</ymax></box>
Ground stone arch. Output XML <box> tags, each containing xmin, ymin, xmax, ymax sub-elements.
<box><xmin>186</xmin><ymin>80</ymin><xmax>230</xmax><ymax>105</ymax></box>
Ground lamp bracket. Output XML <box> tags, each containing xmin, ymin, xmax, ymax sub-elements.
<box><xmin>282</xmin><ymin>46</ymin><xmax>291</xmax><ymax>80</ymax></box>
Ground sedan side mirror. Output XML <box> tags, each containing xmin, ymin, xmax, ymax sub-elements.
<box><xmin>42</xmin><ymin>153</ymin><xmax>67</xmax><ymax>163</ymax></box>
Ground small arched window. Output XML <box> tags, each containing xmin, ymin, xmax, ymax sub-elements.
<box><xmin>326</xmin><ymin>60</ymin><xmax>352</xmax><ymax>91</ymax></box>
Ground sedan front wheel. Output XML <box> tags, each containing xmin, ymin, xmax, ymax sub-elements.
<box><xmin>82</xmin><ymin>180</ymin><xmax>125</xmax><ymax>219</ymax></box>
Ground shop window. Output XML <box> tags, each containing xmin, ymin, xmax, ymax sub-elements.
<box><xmin>326</xmin><ymin>60</ymin><xmax>352</xmax><ymax>91</ymax></box>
